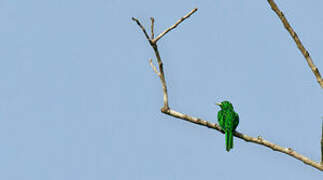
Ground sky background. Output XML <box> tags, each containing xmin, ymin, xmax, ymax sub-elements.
<box><xmin>1</xmin><ymin>0</ymin><xmax>323</xmax><ymax>179</ymax></box>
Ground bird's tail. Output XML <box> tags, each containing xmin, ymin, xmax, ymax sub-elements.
<box><xmin>226</xmin><ymin>131</ymin><xmax>233</xmax><ymax>152</ymax></box>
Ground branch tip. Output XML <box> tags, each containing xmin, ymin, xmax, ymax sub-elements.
<box><xmin>153</xmin><ymin>8</ymin><xmax>198</xmax><ymax>43</ymax></box>
<box><xmin>132</xmin><ymin>16</ymin><xmax>150</xmax><ymax>41</ymax></box>
<box><xmin>150</xmin><ymin>17</ymin><xmax>155</xmax><ymax>39</ymax></box>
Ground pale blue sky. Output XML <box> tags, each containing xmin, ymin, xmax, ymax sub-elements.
<box><xmin>1</xmin><ymin>0</ymin><xmax>323</xmax><ymax>179</ymax></box>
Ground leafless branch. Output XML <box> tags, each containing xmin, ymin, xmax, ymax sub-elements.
<box><xmin>267</xmin><ymin>0</ymin><xmax>323</xmax><ymax>88</ymax></box>
<box><xmin>153</xmin><ymin>8</ymin><xmax>198</xmax><ymax>43</ymax></box>
<box><xmin>162</xmin><ymin>108</ymin><xmax>323</xmax><ymax>171</ymax></box>
<box><xmin>131</xmin><ymin>17</ymin><xmax>151</xmax><ymax>43</ymax></box>
<box><xmin>132</xmin><ymin>9</ymin><xmax>197</xmax><ymax>110</ymax></box>
<box><xmin>132</xmin><ymin>8</ymin><xmax>323</xmax><ymax>171</ymax></box>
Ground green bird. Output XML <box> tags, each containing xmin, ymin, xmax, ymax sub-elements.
<box><xmin>216</xmin><ymin>101</ymin><xmax>239</xmax><ymax>152</ymax></box>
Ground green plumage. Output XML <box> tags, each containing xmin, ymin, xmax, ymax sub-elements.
<box><xmin>217</xmin><ymin>101</ymin><xmax>239</xmax><ymax>152</ymax></box>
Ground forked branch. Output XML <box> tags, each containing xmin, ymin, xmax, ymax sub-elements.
<box><xmin>132</xmin><ymin>7</ymin><xmax>323</xmax><ymax>171</ymax></box>
<box><xmin>132</xmin><ymin>8</ymin><xmax>197</xmax><ymax>111</ymax></box>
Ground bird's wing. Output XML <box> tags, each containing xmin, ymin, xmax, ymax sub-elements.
<box><xmin>217</xmin><ymin>110</ymin><xmax>225</xmax><ymax>130</ymax></box>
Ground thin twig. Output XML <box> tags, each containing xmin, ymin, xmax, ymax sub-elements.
<box><xmin>149</xmin><ymin>59</ymin><xmax>160</xmax><ymax>76</ymax></box>
<box><xmin>153</xmin><ymin>8</ymin><xmax>198</xmax><ymax>43</ymax></box>
<box><xmin>131</xmin><ymin>17</ymin><xmax>151</xmax><ymax>42</ymax></box>
<box><xmin>150</xmin><ymin>17</ymin><xmax>155</xmax><ymax>39</ymax></box>
<box><xmin>132</xmin><ymin>8</ymin><xmax>323</xmax><ymax>171</ymax></box>
<box><xmin>267</xmin><ymin>0</ymin><xmax>323</xmax><ymax>88</ymax></box>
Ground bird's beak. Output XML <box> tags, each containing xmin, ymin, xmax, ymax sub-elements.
<box><xmin>216</xmin><ymin>102</ymin><xmax>221</xmax><ymax>106</ymax></box>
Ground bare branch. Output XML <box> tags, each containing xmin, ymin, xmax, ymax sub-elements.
<box><xmin>131</xmin><ymin>17</ymin><xmax>151</xmax><ymax>42</ymax></box>
<box><xmin>133</xmin><ymin>9</ymin><xmax>198</xmax><ymax>110</ymax></box>
<box><xmin>267</xmin><ymin>0</ymin><xmax>323</xmax><ymax>88</ymax></box>
<box><xmin>153</xmin><ymin>8</ymin><xmax>198</xmax><ymax>43</ymax></box>
<box><xmin>152</xmin><ymin>44</ymin><xmax>169</xmax><ymax>110</ymax></box>
<box><xmin>150</xmin><ymin>17</ymin><xmax>155</xmax><ymax>39</ymax></box>
<box><xmin>132</xmin><ymin>7</ymin><xmax>323</xmax><ymax>171</ymax></box>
